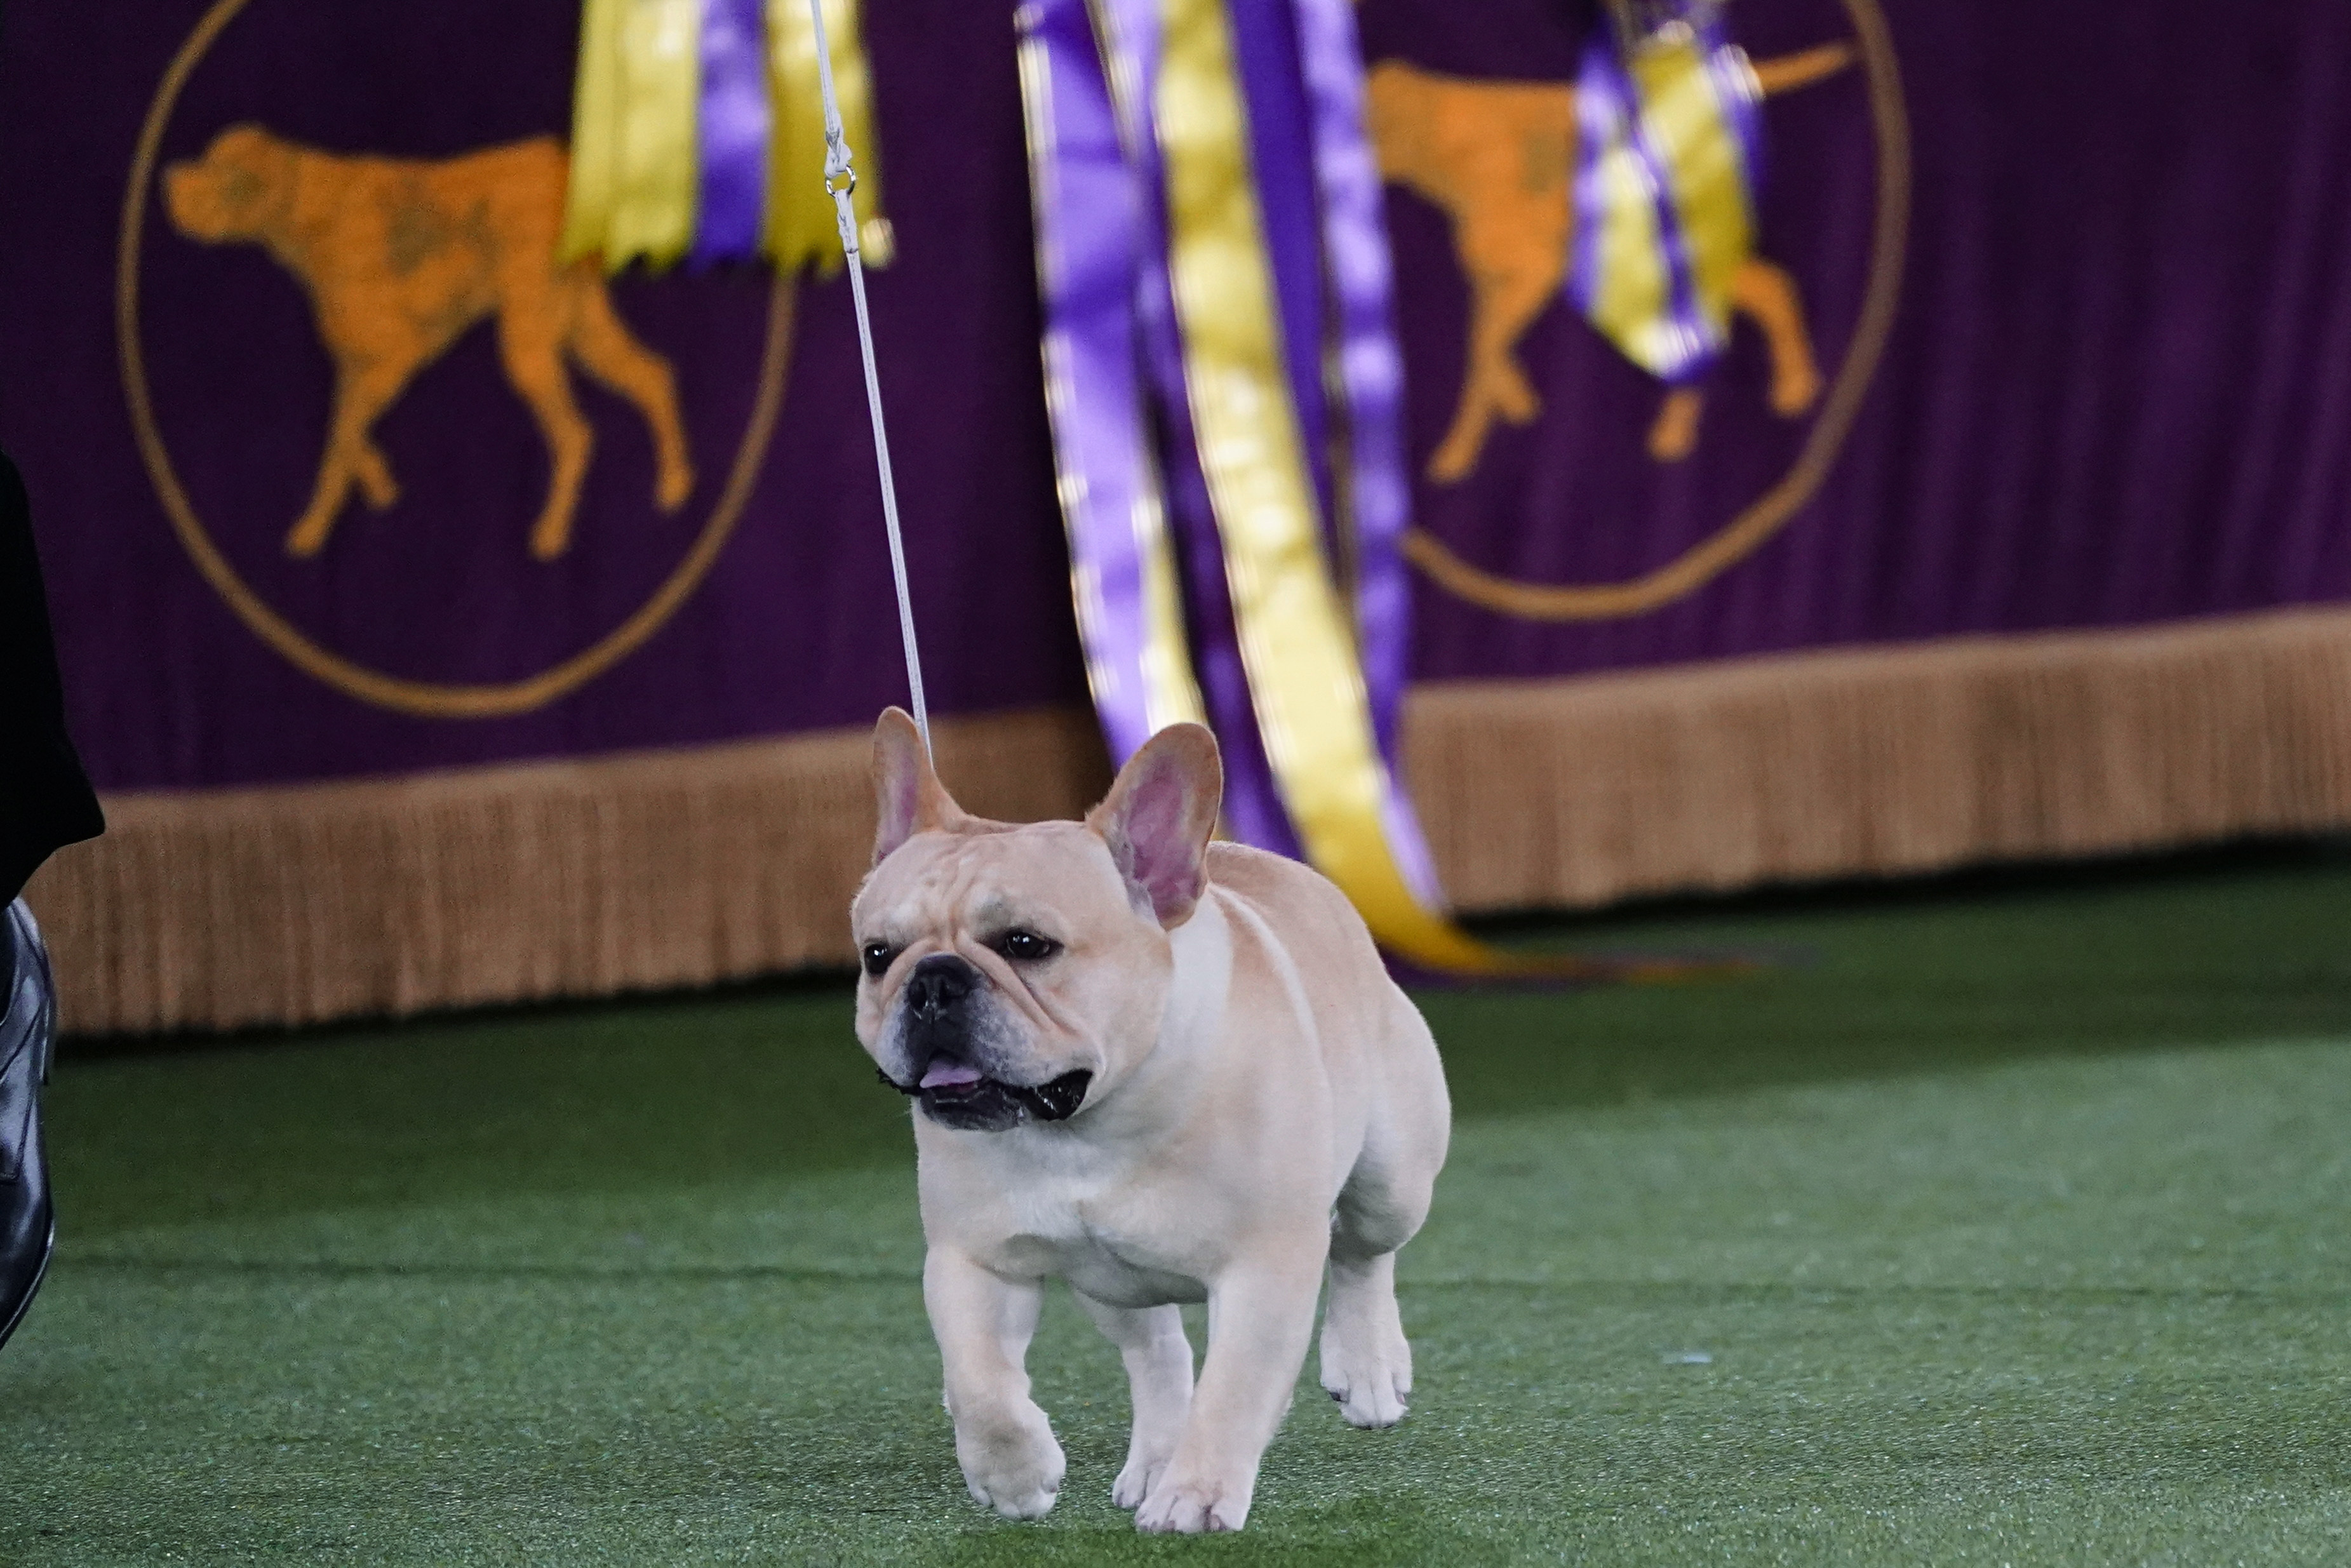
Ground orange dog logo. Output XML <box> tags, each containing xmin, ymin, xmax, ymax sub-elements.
<box><xmin>164</xmin><ymin>126</ymin><xmax>695</xmax><ymax>560</ymax></box>
<box><xmin>1367</xmin><ymin>44</ymin><xmax>1852</xmax><ymax>481</ymax></box>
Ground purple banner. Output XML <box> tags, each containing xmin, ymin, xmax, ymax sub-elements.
<box><xmin>0</xmin><ymin>0</ymin><xmax>1083</xmax><ymax>793</ymax></box>
<box><xmin>1368</xmin><ymin>0</ymin><xmax>2351</xmax><ymax>675</ymax></box>
<box><xmin>3</xmin><ymin>0</ymin><xmax>2348</xmax><ymax>805</ymax></box>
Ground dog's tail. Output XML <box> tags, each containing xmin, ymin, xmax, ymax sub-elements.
<box><xmin>1750</xmin><ymin>41</ymin><xmax>1854</xmax><ymax>98</ymax></box>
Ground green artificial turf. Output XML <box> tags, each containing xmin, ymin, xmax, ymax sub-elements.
<box><xmin>5</xmin><ymin>841</ymin><xmax>2350</xmax><ymax>1564</ymax></box>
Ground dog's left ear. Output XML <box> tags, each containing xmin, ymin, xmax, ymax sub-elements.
<box><xmin>872</xmin><ymin>707</ymin><xmax>968</xmax><ymax>864</ymax></box>
<box><xmin>1087</xmin><ymin>723</ymin><xmax>1222</xmax><ymax>928</ymax></box>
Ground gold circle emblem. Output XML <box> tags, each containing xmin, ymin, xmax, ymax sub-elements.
<box><xmin>117</xmin><ymin>0</ymin><xmax>794</xmax><ymax>718</ymax></box>
<box><xmin>1398</xmin><ymin>0</ymin><xmax>1909</xmax><ymax>621</ymax></box>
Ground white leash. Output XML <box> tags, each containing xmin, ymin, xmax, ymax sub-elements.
<box><xmin>805</xmin><ymin>0</ymin><xmax>930</xmax><ymax>749</ymax></box>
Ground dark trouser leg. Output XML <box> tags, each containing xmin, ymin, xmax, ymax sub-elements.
<box><xmin>0</xmin><ymin>450</ymin><xmax>97</xmax><ymax>1351</ymax></box>
<box><xmin>0</xmin><ymin>899</ymin><xmax>57</xmax><ymax>1350</ymax></box>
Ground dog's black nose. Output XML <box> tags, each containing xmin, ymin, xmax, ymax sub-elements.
<box><xmin>904</xmin><ymin>953</ymin><xmax>979</xmax><ymax>1023</ymax></box>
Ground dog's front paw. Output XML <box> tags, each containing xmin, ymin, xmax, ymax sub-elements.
<box><xmin>1134</xmin><ymin>1471</ymin><xmax>1249</xmax><ymax>1534</ymax></box>
<box><xmin>954</xmin><ymin>1404</ymin><xmax>1064</xmax><ymax>1520</ymax></box>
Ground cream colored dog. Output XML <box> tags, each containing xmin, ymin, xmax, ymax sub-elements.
<box><xmin>851</xmin><ymin>709</ymin><xmax>1451</xmax><ymax>1534</ymax></box>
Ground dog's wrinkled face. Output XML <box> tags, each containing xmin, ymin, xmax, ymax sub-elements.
<box><xmin>851</xmin><ymin>710</ymin><xmax>1222</xmax><ymax>1133</ymax></box>
<box><xmin>164</xmin><ymin>124</ymin><xmax>292</xmax><ymax>243</ymax></box>
<box><xmin>855</xmin><ymin>824</ymin><xmax>1165</xmax><ymax>1130</ymax></box>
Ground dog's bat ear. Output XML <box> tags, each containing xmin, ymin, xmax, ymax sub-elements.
<box><xmin>871</xmin><ymin>707</ymin><xmax>966</xmax><ymax>864</ymax></box>
<box><xmin>1087</xmin><ymin>723</ymin><xmax>1222</xmax><ymax>928</ymax></box>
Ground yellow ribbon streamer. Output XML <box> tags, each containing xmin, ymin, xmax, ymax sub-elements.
<box><xmin>1155</xmin><ymin>0</ymin><xmax>1589</xmax><ymax>976</ymax></box>
<box><xmin>1583</xmin><ymin>90</ymin><xmax>1677</xmax><ymax>377</ymax></box>
<box><xmin>561</xmin><ymin>0</ymin><xmax>702</xmax><ymax>271</ymax></box>
<box><xmin>1586</xmin><ymin>30</ymin><xmax>1757</xmax><ymax>378</ymax></box>
<box><xmin>1633</xmin><ymin>32</ymin><xmax>1753</xmax><ymax>338</ymax></box>
<box><xmin>614</xmin><ymin>0</ymin><xmax>704</xmax><ymax>267</ymax></box>
<box><xmin>765</xmin><ymin>0</ymin><xmax>891</xmax><ymax>272</ymax></box>
<box><xmin>563</xmin><ymin>0</ymin><xmax>889</xmax><ymax>274</ymax></box>
<box><xmin>560</xmin><ymin>0</ymin><xmax>624</xmax><ymax>265</ymax></box>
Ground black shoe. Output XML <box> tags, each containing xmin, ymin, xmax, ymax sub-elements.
<box><xmin>0</xmin><ymin>899</ymin><xmax>57</xmax><ymax>1351</ymax></box>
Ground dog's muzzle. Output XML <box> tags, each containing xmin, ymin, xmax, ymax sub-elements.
<box><xmin>876</xmin><ymin>954</ymin><xmax>1091</xmax><ymax>1129</ymax></box>
<box><xmin>902</xmin><ymin>951</ymin><xmax>975</xmax><ymax>1031</ymax></box>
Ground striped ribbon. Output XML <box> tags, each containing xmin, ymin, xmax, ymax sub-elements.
<box><xmin>1092</xmin><ymin>0</ymin><xmax>1306</xmax><ymax>856</ymax></box>
<box><xmin>1015</xmin><ymin>0</ymin><xmax>1206</xmax><ymax>763</ymax></box>
<box><xmin>1010</xmin><ymin>0</ymin><xmax>1616</xmax><ymax>973</ymax></box>
<box><xmin>1286</xmin><ymin>0</ymin><xmax>1441</xmax><ymax>902</ymax></box>
<box><xmin>1567</xmin><ymin>5</ymin><xmax>1762</xmax><ymax>383</ymax></box>
<box><xmin>560</xmin><ymin>0</ymin><xmax>887</xmax><ymax>274</ymax></box>
<box><xmin>761</xmin><ymin>0</ymin><xmax>888</xmax><ymax>271</ymax></box>
<box><xmin>1152</xmin><ymin>0</ymin><xmax>1528</xmax><ymax>973</ymax></box>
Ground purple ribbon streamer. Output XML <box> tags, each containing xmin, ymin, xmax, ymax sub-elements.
<box><xmin>1565</xmin><ymin>39</ymin><xmax>1623</xmax><ymax>323</ymax></box>
<box><xmin>692</xmin><ymin>0</ymin><xmax>770</xmax><ymax>265</ymax></box>
<box><xmin>1097</xmin><ymin>0</ymin><xmax>1303</xmax><ymax>859</ymax></box>
<box><xmin>1700</xmin><ymin>11</ymin><xmax>1765</xmax><ymax>199</ymax></box>
<box><xmin>1287</xmin><ymin>0</ymin><xmax>1441</xmax><ymax>902</ymax></box>
<box><xmin>1227</xmin><ymin>0</ymin><xmax>1337</xmax><ymax>537</ymax></box>
<box><xmin>1022</xmin><ymin>0</ymin><xmax>1168</xmax><ymax>767</ymax></box>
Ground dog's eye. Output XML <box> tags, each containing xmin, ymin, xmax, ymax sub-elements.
<box><xmin>996</xmin><ymin>930</ymin><xmax>1061</xmax><ymax>963</ymax></box>
<box><xmin>860</xmin><ymin>942</ymin><xmax>896</xmax><ymax>977</ymax></box>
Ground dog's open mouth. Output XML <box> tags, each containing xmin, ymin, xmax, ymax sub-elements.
<box><xmin>878</xmin><ymin>1060</ymin><xmax>1092</xmax><ymax>1130</ymax></box>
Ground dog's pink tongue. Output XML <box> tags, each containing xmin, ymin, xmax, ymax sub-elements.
<box><xmin>920</xmin><ymin>1060</ymin><xmax>984</xmax><ymax>1090</ymax></box>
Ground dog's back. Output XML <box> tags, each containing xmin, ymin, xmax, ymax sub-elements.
<box><xmin>1366</xmin><ymin>62</ymin><xmax>1574</xmax><ymax>220</ymax></box>
<box><xmin>1200</xmin><ymin>841</ymin><xmax>1446</xmax><ymax>1130</ymax></box>
<box><xmin>272</xmin><ymin>138</ymin><xmax>567</xmax><ymax>312</ymax></box>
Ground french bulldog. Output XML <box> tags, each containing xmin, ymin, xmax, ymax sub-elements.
<box><xmin>851</xmin><ymin>707</ymin><xmax>1451</xmax><ymax>1533</ymax></box>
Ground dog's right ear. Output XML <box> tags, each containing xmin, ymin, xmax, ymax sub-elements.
<box><xmin>871</xmin><ymin>707</ymin><xmax>965</xmax><ymax>864</ymax></box>
<box><xmin>1087</xmin><ymin>723</ymin><xmax>1222</xmax><ymax>928</ymax></box>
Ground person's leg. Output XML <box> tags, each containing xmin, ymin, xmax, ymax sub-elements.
<box><xmin>0</xmin><ymin>447</ymin><xmax>102</xmax><ymax>1350</ymax></box>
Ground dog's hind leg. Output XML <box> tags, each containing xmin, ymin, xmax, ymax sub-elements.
<box><xmin>497</xmin><ymin>314</ymin><xmax>594</xmax><ymax>560</ymax></box>
<box><xmin>567</xmin><ymin>280</ymin><xmax>695</xmax><ymax>512</ymax></box>
<box><xmin>349</xmin><ymin>436</ymin><xmax>399</xmax><ymax>512</ymax></box>
<box><xmin>288</xmin><ymin>358</ymin><xmax>408</xmax><ymax>556</ymax></box>
<box><xmin>1427</xmin><ymin>359</ymin><xmax>1503</xmax><ymax>484</ymax></box>
<box><xmin>288</xmin><ymin>454</ymin><xmax>352</xmax><ymax>559</ymax></box>
<box><xmin>1428</xmin><ymin>225</ymin><xmax>1565</xmax><ymax>482</ymax></box>
<box><xmin>1323</xmin><ymin>1167</ymin><xmax>1422</xmax><ymax>1429</ymax></box>
<box><xmin>1074</xmin><ymin>1292</ymin><xmax>1193</xmax><ymax>1510</ymax></box>
<box><xmin>1647</xmin><ymin>385</ymin><xmax>1705</xmax><ymax>461</ymax></box>
<box><xmin>1730</xmin><ymin>256</ymin><xmax>1823</xmax><ymax>418</ymax></box>
<box><xmin>1321</xmin><ymin>1249</ymin><xmax>1410</xmax><ymax>1428</ymax></box>
<box><xmin>1322</xmin><ymin>998</ymin><xmax>1447</xmax><ymax>1429</ymax></box>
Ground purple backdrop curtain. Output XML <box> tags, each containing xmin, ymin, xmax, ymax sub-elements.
<box><xmin>1</xmin><ymin>0</ymin><xmax>2347</xmax><ymax>801</ymax></box>
<box><xmin>1366</xmin><ymin>0</ymin><xmax>2351</xmax><ymax>678</ymax></box>
<box><xmin>0</xmin><ymin>0</ymin><xmax>1083</xmax><ymax>792</ymax></box>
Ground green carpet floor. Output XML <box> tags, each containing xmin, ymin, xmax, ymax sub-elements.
<box><xmin>6</xmin><ymin>843</ymin><xmax>2350</xmax><ymax>1564</ymax></box>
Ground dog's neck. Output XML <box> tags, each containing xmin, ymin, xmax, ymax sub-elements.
<box><xmin>1159</xmin><ymin>888</ymin><xmax>1233</xmax><ymax>1055</ymax></box>
<box><xmin>1059</xmin><ymin>889</ymin><xmax>1232</xmax><ymax>1141</ymax></box>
